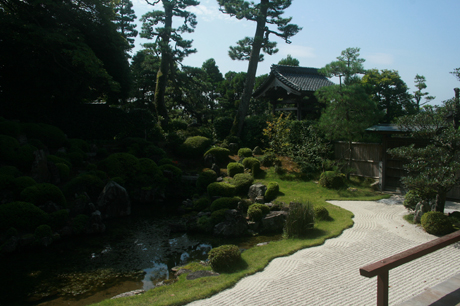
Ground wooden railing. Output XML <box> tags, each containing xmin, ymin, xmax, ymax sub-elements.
<box><xmin>359</xmin><ymin>230</ymin><xmax>460</xmax><ymax>306</ymax></box>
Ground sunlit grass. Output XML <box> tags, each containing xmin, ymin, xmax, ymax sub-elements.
<box><xmin>95</xmin><ymin>167</ymin><xmax>388</xmax><ymax>306</ymax></box>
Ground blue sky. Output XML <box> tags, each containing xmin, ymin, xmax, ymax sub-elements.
<box><xmin>131</xmin><ymin>0</ymin><xmax>460</xmax><ymax>104</ymax></box>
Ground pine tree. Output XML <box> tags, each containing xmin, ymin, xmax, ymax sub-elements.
<box><xmin>114</xmin><ymin>0</ymin><xmax>138</xmax><ymax>51</ymax></box>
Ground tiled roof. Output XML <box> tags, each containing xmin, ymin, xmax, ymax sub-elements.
<box><xmin>253</xmin><ymin>65</ymin><xmax>335</xmax><ymax>97</ymax></box>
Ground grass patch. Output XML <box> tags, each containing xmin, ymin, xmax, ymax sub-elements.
<box><xmin>95</xmin><ymin>167</ymin><xmax>387</xmax><ymax>306</ymax></box>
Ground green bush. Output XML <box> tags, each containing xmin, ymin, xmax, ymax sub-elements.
<box><xmin>0</xmin><ymin>135</ymin><xmax>20</xmax><ymax>163</ymax></box>
<box><xmin>207</xmin><ymin>182</ymin><xmax>236</xmax><ymax>198</ymax></box>
<box><xmin>47</xmin><ymin>155</ymin><xmax>72</xmax><ymax>169</ymax></box>
<box><xmin>208</xmin><ymin>244</ymin><xmax>242</xmax><ymax>272</ymax></box>
<box><xmin>101</xmin><ymin>153</ymin><xmax>140</xmax><ymax>180</ymax></box>
<box><xmin>21</xmin><ymin>122</ymin><xmax>68</xmax><ymax>149</ymax></box>
<box><xmin>72</xmin><ymin>214</ymin><xmax>89</xmax><ymax>234</ymax></box>
<box><xmin>56</xmin><ymin>163</ymin><xmax>70</xmax><ymax>181</ymax></box>
<box><xmin>138</xmin><ymin>158</ymin><xmax>160</xmax><ymax>175</ymax></box>
<box><xmin>49</xmin><ymin>209</ymin><xmax>70</xmax><ymax>230</ymax></box>
<box><xmin>158</xmin><ymin>158</ymin><xmax>174</xmax><ymax>166</ymax></box>
<box><xmin>227</xmin><ymin>162</ymin><xmax>244</xmax><ymax>178</ymax></box>
<box><xmin>260</xmin><ymin>152</ymin><xmax>278</xmax><ymax>167</ymax></box>
<box><xmin>168</xmin><ymin>118</ymin><xmax>188</xmax><ymax>132</ymax></box>
<box><xmin>63</xmin><ymin>174</ymin><xmax>104</xmax><ymax>200</ymax></box>
<box><xmin>421</xmin><ymin>211</ymin><xmax>454</xmax><ymax>236</ymax></box>
<box><xmin>159</xmin><ymin>164</ymin><xmax>182</xmax><ymax>181</ymax></box>
<box><xmin>0</xmin><ymin>166</ymin><xmax>21</xmax><ymax>177</ymax></box>
<box><xmin>0</xmin><ymin>136</ymin><xmax>35</xmax><ymax>170</ymax></box>
<box><xmin>69</xmin><ymin>138</ymin><xmax>90</xmax><ymax>153</ymax></box>
<box><xmin>284</xmin><ymin>202</ymin><xmax>315</xmax><ymax>238</ymax></box>
<box><xmin>0</xmin><ymin>174</ymin><xmax>14</xmax><ymax>190</ymax></box>
<box><xmin>232</xmin><ymin>173</ymin><xmax>254</xmax><ymax>195</ymax></box>
<box><xmin>242</xmin><ymin>157</ymin><xmax>261</xmax><ymax>177</ymax></box>
<box><xmin>21</xmin><ymin>183</ymin><xmax>66</xmax><ymax>207</ymax></box>
<box><xmin>319</xmin><ymin>171</ymin><xmax>346</xmax><ymax>189</ymax></box>
<box><xmin>180</xmin><ymin>136</ymin><xmax>212</xmax><ymax>158</ymax></box>
<box><xmin>197</xmin><ymin>215</ymin><xmax>213</xmax><ymax>233</ymax></box>
<box><xmin>213</xmin><ymin>117</ymin><xmax>233</xmax><ymax>140</ymax></box>
<box><xmin>197</xmin><ymin>170</ymin><xmax>217</xmax><ymax>192</ymax></box>
<box><xmin>314</xmin><ymin>206</ymin><xmax>330</xmax><ymax>221</ymax></box>
<box><xmin>0</xmin><ymin>201</ymin><xmax>49</xmax><ymax>231</ymax></box>
<box><xmin>204</xmin><ymin>147</ymin><xmax>231</xmax><ymax>165</ymax></box>
<box><xmin>210</xmin><ymin>208</ymin><xmax>228</xmax><ymax>224</ymax></box>
<box><xmin>247</xmin><ymin>203</ymin><xmax>270</xmax><ymax>221</ymax></box>
<box><xmin>264</xmin><ymin>182</ymin><xmax>280</xmax><ymax>202</ymax></box>
<box><xmin>238</xmin><ymin>148</ymin><xmax>253</xmax><ymax>159</ymax></box>
<box><xmin>403</xmin><ymin>190</ymin><xmax>421</xmax><ymax>211</ymax></box>
<box><xmin>210</xmin><ymin>197</ymin><xmax>239</xmax><ymax>212</ymax></box>
<box><xmin>193</xmin><ymin>197</ymin><xmax>211</xmax><ymax>211</ymax></box>
<box><xmin>35</xmin><ymin>224</ymin><xmax>53</xmax><ymax>240</ymax></box>
<box><xmin>12</xmin><ymin>176</ymin><xmax>36</xmax><ymax>195</ymax></box>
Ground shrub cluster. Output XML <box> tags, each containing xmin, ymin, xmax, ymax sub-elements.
<box><xmin>21</xmin><ymin>183</ymin><xmax>66</xmax><ymax>207</ymax></box>
<box><xmin>180</xmin><ymin>136</ymin><xmax>212</xmax><ymax>158</ymax></box>
<box><xmin>421</xmin><ymin>211</ymin><xmax>454</xmax><ymax>236</ymax></box>
<box><xmin>0</xmin><ymin>201</ymin><xmax>48</xmax><ymax>231</ymax></box>
<box><xmin>314</xmin><ymin>206</ymin><xmax>330</xmax><ymax>221</ymax></box>
<box><xmin>207</xmin><ymin>182</ymin><xmax>236</xmax><ymax>198</ymax></box>
<box><xmin>232</xmin><ymin>173</ymin><xmax>254</xmax><ymax>196</ymax></box>
<box><xmin>204</xmin><ymin>147</ymin><xmax>231</xmax><ymax>165</ymax></box>
<box><xmin>197</xmin><ymin>170</ymin><xmax>217</xmax><ymax>192</ymax></box>
<box><xmin>237</xmin><ymin>148</ymin><xmax>253</xmax><ymax>159</ymax></box>
<box><xmin>242</xmin><ymin>157</ymin><xmax>261</xmax><ymax>177</ymax></box>
<box><xmin>247</xmin><ymin>203</ymin><xmax>270</xmax><ymax>221</ymax></box>
<box><xmin>264</xmin><ymin>182</ymin><xmax>279</xmax><ymax>202</ymax></box>
<box><xmin>210</xmin><ymin>197</ymin><xmax>239</xmax><ymax>212</ymax></box>
<box><xmin>319</xmin><ymin>171</ymin><xmax>346</xmax><ymax>189</ymax></box>
<box><xmin>208</xmin><ymin>244</ymin><xmax>242</xmax><ymax>272</ymax></box>
<box><xmin>227</xmin><ymin>162</ymin><xmax>244</xmax><ymax>178</ymax></box>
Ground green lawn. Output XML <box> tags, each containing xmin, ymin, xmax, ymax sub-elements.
<box><xmin>95</xmin><ymin>170</ymin><xmax>388</xmax><ymax>306</ymax></box>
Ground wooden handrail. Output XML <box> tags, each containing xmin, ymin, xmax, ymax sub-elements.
<box><xmin>359</xmin><ymin>230</ymin><xmax>460</xmax><ymax>306</ymax></box>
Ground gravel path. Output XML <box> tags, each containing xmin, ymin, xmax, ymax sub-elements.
<box><xmin>188</xmin><ymin>197</ymin><xmax>460</xmax><ymax>306</ymax></box>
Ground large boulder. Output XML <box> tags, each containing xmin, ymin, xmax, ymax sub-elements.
<box><xmin>260</xmin><ymin>211</ymin><xmax>288</xmax><ymax>234</ymax></box>
<box><xmin>214</xmin><ymin>209</ymin><xmax>248</xmax><ymax>237</ymax></box>
<box><xmin>248</xmin><ymin>183</ymin><xmax>267</xmax><ymax>201</ymax></box>
<box><xmin>413</xmin><ymin>200</ymin><xmax>431</xmax><ymax>223</ymax></box>
<box><xmin>97</xmin><ymin>181</ymin><xmax>131</xmax><ymax>219</ymax></box>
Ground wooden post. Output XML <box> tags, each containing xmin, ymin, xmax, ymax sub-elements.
<box><xmin>377</xmin><ymin>271</ymin><xmax>389</xmax><ymax>306</ymax></box>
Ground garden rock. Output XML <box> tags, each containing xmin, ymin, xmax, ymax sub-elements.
<box><xmin>90</xmin><ymin>210</ymin><xmax>106</xmax><ymax>233</ymax></box>
<box><xmin>214</xmin><ymin>209</ymin><xmax>248</xmax><ymax>237</ymax></box>
<box><xmin>255</xmin><ymin>196</ymin><xmax>264</xmax><ymax>204</ymax></box>
<box><xmin>248</xmin><ymin>183</ymin><xmax>267</xmax><ymax>201</ymax></box>
<box><xmin>414</xmin><ymin>201</ymin><xmax>431</xmax><ymax>223</ymax></box>
<box><xmin>111</xmin><ymin>290</ymin><xmax>145</xmax><ymax>299</ymax></box>
<box><xmin>260</xmin><ymin>211</ymin><xmax>288</xmax><ymax>234</ymax></box>
<box><xmin>97</xmin><ymin>181</ymin><xmax>131</xmax><ymax>219</ymax></box>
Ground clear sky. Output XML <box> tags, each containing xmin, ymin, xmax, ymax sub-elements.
<box><xmin>131</xmin><ymin>0</ymin><xmax>460</xmax><ymax>104</ymax></box>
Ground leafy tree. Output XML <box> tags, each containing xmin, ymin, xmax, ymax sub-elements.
<box><xmin>114</xmin><ymin>0</ymin><xmax>138</xmax><ymax>51</ymax></box>
<box><xmin>387</xmin><ymin>99</ymin><xmax>460</xmax><ymax>213</ymax></box>
<box><xmin>217</xmin><ymin>71</ymin><xmax>247</xmax><ymax>118</ymax></box>
<box><xmin>202</xmin><ymin>59</ymin><xmax>224</xmax><ymax>123</ymax></box>
<box><xmin>362</xmin><ymin>69</ymin><xmax>415</xmax><ymax>123</ymax></box>
<box><xmin>319</xmin><ymin>47</ymin><xmax>365</xmax><ymax>86</ymax></box>
<box><xmin>130</xmin><ymin>49</ymin><xmax>160</xmax><ymax>107</ymax></box>
<box><xmin>451</xmin><ymin>68</ymin><xmax>460</xmax><ymax>81</ymax></box>
<box><xmin>413</xmin><ymin>74</ymin><xmax>435</xmax><ymax>112</ymax></box>
<box><xmin>0</xmin><ymin>0</ymin><xmax>131</xmax><ymax>117</ymax></box>
<box><xmin>218</xmin><ymin>0</ymin><xmax>302</xmax><ymax>136</ymax></box>
<box><xmin>278</xmin><ymin>54</ymin><xmax>299</xmax><ymax>66</ymax></box>
<box><xmin>263</xmin><ymin>114</ymin><xmax>291</xmax><ymax>156</ymax></box>
<box><xmin>140</xmin><ymin>0</ymin><xmax>199</xmax><ymax>127</ymax></box>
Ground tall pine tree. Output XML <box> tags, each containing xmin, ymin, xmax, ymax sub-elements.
<box><xmin>114</xmin><ymin>0</ymin><xmax>138</xmax><ymax>51</ymax></box>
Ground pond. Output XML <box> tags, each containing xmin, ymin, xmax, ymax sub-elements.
<box><xmin>0</xmin><ymin>206</ymin><xmax>281</xmax><ymax>306</ymax></box>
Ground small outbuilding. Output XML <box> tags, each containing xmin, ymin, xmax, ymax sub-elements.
<box><xmin>253</xmin><ymin>65</ymin><xmax>334</xmax><ymax>120</ymax></box>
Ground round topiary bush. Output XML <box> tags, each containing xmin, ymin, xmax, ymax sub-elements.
<box><xmin>314</xmin><ymin>206</ymin><xmax>330</xmax><ymax>221</ymax></box>
<box><xmin>210</xmin><ymin>208</ymin><xmax>228</xmax><ymax>225</ymax></box>
<box><xmin>35</xmin><ymin>224</ymin><xmax>53</xmax><ymax>240</ymax></box>
<box><xmin>55</xmin><ymin>163</ymin><xmax>70</xmax><ymax>181</ymax></box>
<box><xmin>49</xmin><ymin>209</ymin><xmax>70</xmax><ymax>230</ymax></box>
<box><xmin>180</xmin><ymin>136</ymin><xmax>212</xmax><ymax>158</ymax></box>
<box><xmin>247</xmin><ymin>203</ymin><xmax>270</xmax><ymax>221</ymax></box>
<box><xmin>193</xmin><ymin>197</ymin><xmax>211</xmax><ymax>211</ymax></box>
<box><xmin>238</xmin><ymin>148</ymin><xmax>253</xmax><ymax>159</ymax></box>
<box><xmin>197</xmin><ymin>170</ymin><xmax>218</xmax><ymax>192</ymax></box>
<box><xmin>21</xmin><ymin>183</ymin><xmax>66</xmax><ymax>207</ymax></box>
<box><xmin>0</xmin><ymin>201</ymin><xmax>49</xmax><ymax>231</ymax></box>
<box><xmin>227</xmin><ymin>162</ymin><xmax>244</xmax><ymax>178</ymax></box>
<box><xmin>210</xmin><ymin>197</ymin><xmax>239</xmax><ymax>212</ymax></box>
<box><xmin>208</xmin><ymin>244</ymin><xmax>242</xmax><ymax>272</ymax></box>
<box><xmin>0</xmin><ymin>166</ymin><xmax>21</xmax><ymax>177</ymax></box>
<box><xmin>264</xmin><ymin>182</ymin><xmax>280</xmax><ymax>202</ymax></box>
<box><xmin>260</xmin><ymin>152</ymin><xmax>278</xmax><ymax>167</ymax></box>
<box><xmin>242</xmin><ymin>157</ymin><xmax>261</xmax><ymax>177</ymax></box>
<box><xmin>47</xmin><ymin>155</ymin><xmax>72</xmax><ymax>169</ymax></box>
<box><xmin>232</xmin><ymin>173</ymin><xmax>254</xmax><ymax>195</ymax></box>
<box><xmin>421</xmin><ymin>211</ymin><xmax>454</xmax><ymax>236</ymax></box>
<box><xmin>138</xmin><ymin>158</ymin><xmax>160</xmax><ymax>175</ymax></box>
<box><xmin>100</xmin><ymin>153</ymin><xmax>140</xmax><ymax>180</ymax></box>
<box><xmin>207</xmin><ymin>182</ymin><xmax>236</xmax><ymax>198</ymax></box>
<box><xmin>319</xmin><ymin>171</ymin><xmax>346</xmax><ymax>189</ymax></box>
<box><xmin>12</xmin><ymin>176</ymin><xmax>36</xmax><ymax>196</ymax></box>
<box><xmin>72</xmin><ymin>214</ymin><xmax>89</xmax><ymax>234</ymax></box>
<box><xmin>63</xmin><ymin>174</ymin><xmax>104</xmax><ymax>200</ymax></box>
<box><xmin>204</xmin><ymin>147</ymin><xmax>231</xmax><ymax>165</ymax></box>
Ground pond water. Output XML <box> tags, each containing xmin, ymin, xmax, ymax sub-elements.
<box><xmin>0</xmin><ymin>206</ymin><xmax>281</xmax><ymax>306</ymax></box>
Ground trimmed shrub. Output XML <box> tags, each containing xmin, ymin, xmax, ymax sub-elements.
<box><xmin>421</xmin><ymin>211</ymin><xmax>454</xmax><ymax>236</ymax></box>
<box><xmin>158</xmin><ymin>158</ymin><xmax>174</xmax><ymax>166</ymax></box>
<box><xmin>0</xmin><ymin>201</ymin><xmax>48</xmax><ymax>231</ymax></box>
<box><xmin>232</xmin><ymin>173</ymin><xmax>254</xmax><ymax>195</ymax></box>
<box><xmin>319</xmin><ymin>171</ymin><xmax>346</xmax><ymax>189</ymax></box>
<box><xmin>138</xmin><ymin>158</ymin><xmax>160</xmax><ymax>175</ymax></box>
<box><xmin>69</xmin><ymin>138</ymin><xmax>90</xmax><ymax>153</ymax></box>
<box><xmin>35</xmin><ymin>224</ymin><xmax>53</xmax><ymax>240</ymax></box>
<box><xmin>227</xmin><ymin>162</ymin><xmax>244</xmax><ymax>177</ymax></box>
<box><xmin>210</xmin><ymin>208</ymin><xmax>228</xmax><ymax>224</ymax></box>
<box><xmin>0</xmin><ymin>174</ymin><xmax>14</xmax><ymax>191</ymax></box>
<box><xmin>242</xmin><ymin>157</ymin><xmax>261</xmax><ymax>177</ymax></box>
<box><xmin>21</xmin><ymin>183</ymin><xmax>66</xmax><ymax>207</ymax></box>
<box><xmin>168</xmin><ymin>118</ymin><xmax>188</xmax><ymax>132</ymax></box>
<box><xmin>49</xmin><ymin>209</ymin><xmax>70</xmax><ymax>230</ymax></box>
<box><xmin>180</xmin><ymin>136</ymin><xmax>212</xmax><ymax>158</ymax></box>
<box><xmin>47</xmin><ymin>155</ymin><xmax>72</xmax><ymax>169</ymax></box>
<box><xmin>12</xmin><ymin>176</ymin><xmax>36</xmax><ymax>195</ymax></box>
<box><xmin>197</xmin><ymin>170</ymin><xmax>218</xmax><ymax>192</ymax></box>
<box><xmin>0</xmin><ymin>135</ymin><xmax>20</xmax><ymax>163</ymax></box>
<box><xmin>208</xmin><ymin>244</ymin><xmax>242</xmax><ymax>272</ymax></box>
<box><xmin>159</xmin><ymin>164</ymin><xmax>182</xmax><ymax>180</ymax></box>
<box><xmin>247</xmin><ymin>203</ymin><xmax>270</xmax><ymax>221</ymax></box>
<box><xmin>0</xmin><ymin>166</ymin><xmax>21</xmax><ymax>177</ymax></box>
<box><xmin>21</xmin><ymin>122</ymin><xmax>68</xmax><ymax>149</ymax></box>
<box><xmin>314</xmin><ymin>206</ymin><xmax>330</xmax><ymax>221</ymax></box>
<box><xmin>210</xmin><ymin>197</ymin><xmax>239</xmax><ymax>212</ymax></box>
<box><xmin>284</xmin><ymin>202</ymin><xmax>315</xmax><ymax>238</ymax></box>
<box><xmin>207</xmin><ymin>182</ymin><xmax>236</xmax><ymax>198</ymax></box>
<box><xmin>197</xmin><ymin>215</ymin><xmax>213</xmax><ymax>233</ymax></box>
<box><xmin>403</xmin><ymin>190</ymin><xmax>421</xmax><ymax>211</ymax></box>
<box><xmin>238</xmin><ymin>148</ymin><xmax>253</xmax><ymax>159</ymax></box>
<box><xmin>193</xmin><ymin>197</ymin><xmax>211</xmax><ymax>211</ymax></box>
<box><xmin>213</xmin><ymin>117</ymin><xmax>233</xmax><ymax>140</ymax></box>
<box><xmin>56</xmin><ymin>163</ymin><xmax>70</xmax><ymax>181</ymax></box>
<box><xmin>72</xmin><ymin>214</ymin><xmax>89</xmax><ymax>234</ymax></box>
<box><xmin>100</xmin><ymin>153</ymin><xmax>140</xmax><ymax>180</ymax></box>
<box><xmin>264</xmin><ymin>182</ymin><xmax>280</xmax><ymax>202</ymax></box>
<box><xmin>204</xmin><ymin>147</ymin><xmax>231</xmax><ymax>165</ymax></box>
<box><xmin>260</xmin><ymin>152</ymin><xmax>278</xmax><ymax>167</ymax></box>
<box><xmin>63</xmin><ymin>174</ymin><xmax>104</xmax><ymax>200</ymax></box>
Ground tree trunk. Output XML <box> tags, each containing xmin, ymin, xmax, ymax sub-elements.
<box><xmin>433</xmin><ymin>191</ymin><xmax>446</xmax><ymax>213</ymax></box>
<box><xmin>233</xmin><ymin>0</ymin><xmax>269</xmax><ymax>137</ymax></box>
